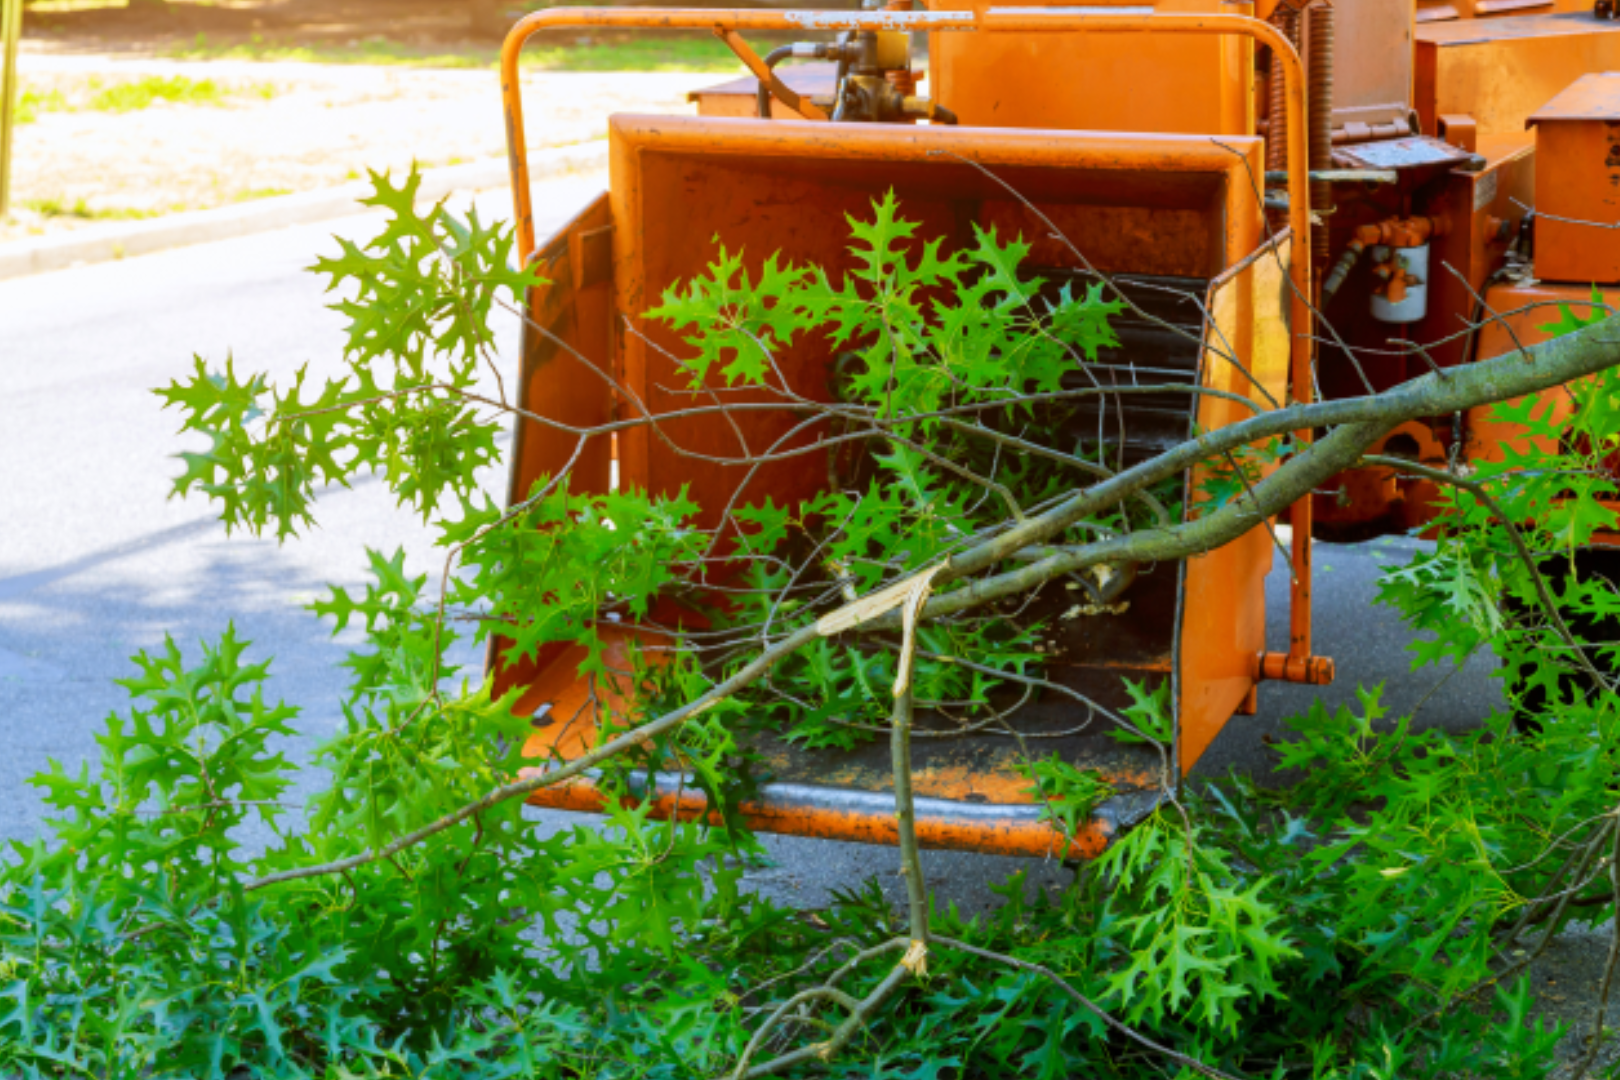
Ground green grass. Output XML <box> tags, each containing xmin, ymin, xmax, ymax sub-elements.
<box><xmin>161</xmin><ymin>30</ymin><xmax>767</xmax><ymax>73</ymax></box>
<box><xmin>87</xmin><ymin>74</ymin><xmax>229</xmax><ymax>112</ymax></box>
<box><xmin>16</xmin><ymin>87</ymin><xmax>69</xmax><ymax>125</ymax></box>
<box><xmin>523</xmin><ymin>37</ymin><xmax>752</xmax><ymax>73</ymax></box>
<box><xmin>16</xmin><ymin>185</ymin><xmax>298</xmax><ymax>227</ymax></box>
<box><xmin>16</xmin><ymin>75</ymin><xmax>275</xmax><ymax>124</ymax></box>
<box><xmin>20</xmin><ymin>197</ymin><xmax>167</xmax><ymax>221</ymax></box>
<box><xmin>163</xmin><ymin>32</ymin><xmax>492</xmax><ymax>69</ymax></box>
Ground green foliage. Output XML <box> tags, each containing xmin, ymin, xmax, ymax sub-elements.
<box><xmin>16</xmin><ymin>87</ymin><xmax>68</xmax><ymax>126</ymax></box>
<box><xmin>6</xmin><ymin>168</ymin><xmax>1614</xmax><ymax>1079</ymax></box>
<box><xmin>1017</xmin><ymin>753</ymin><xmax>1112</xmax><ymax>842</ymax></box>
<box><xmin>1094</xmin><ymin>813</ymin><xmax>1297</xmax><ymax>1035</ymax></box>
<box><xmin>1106</xmin><ymin>676</ymin><xmax>1175</xmax><ymax>746</ymax></box>
<box><xmin>648</xmin><ymin>192</ymin><xmax>1140</xmax><ymax>749</ymax></box>
<box><xmin>156</xmin><ymin>171</ymin><xmax>532</xmax><ymax>538</ymax></box>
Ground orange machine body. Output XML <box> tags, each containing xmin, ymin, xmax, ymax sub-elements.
<box><xmin>496</xmin><ymin>0</ymin><xmax>1620</xmax><ymax>858</ymax></box>
<box><xmin>505</xmin><ymin>105</ymin><xmax>1292</xmax><ymax>858</ymax></box>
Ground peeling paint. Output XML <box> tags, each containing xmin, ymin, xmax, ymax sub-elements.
<box><xmin>782</xmin><ymin>10</ymin><xmax>976</xmax><ymax>31</ymax></box>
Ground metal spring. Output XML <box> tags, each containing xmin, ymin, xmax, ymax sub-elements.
<box><xmin>1308</xmin><ymin>1</ymin><xmax>1335</xmax><ymax>262</ymax></box>
<box><xmin>1266</xmin><ymin>4</ymin><xmax>1299</xmax><ymax>176</ymax></box>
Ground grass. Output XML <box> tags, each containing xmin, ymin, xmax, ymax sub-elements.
<box><xmin>88</xmin><ymin>74</ymin><xmax>228</xmax><ymax>112</ymax></box>
<box><xmin>16</xmin><ymin>75</ymin><xmax>276</xmax><ymax>124</ymax></box>
<box><xmin>161</xmin><ymin>30</ymin><xmax>777</xmax><ymax>72</ymax></box>
<box><xmin>17</xmin><ymin>88</ymin><xmax>69</xmax><ymax>125</ymax></box>
<box><xmin>20</xmin><ymin>197</ymin><xmax>166</xmax><ymax>221</ymax></box>
<box><xmin>163</xmin><ymin>33</ymin><xmax>492</xmax><ymax>69</ymax></box>
<box><xmin>18</xmin><ymin>184</ymin><xmax>294</xmax><ymax>224</ymax></box>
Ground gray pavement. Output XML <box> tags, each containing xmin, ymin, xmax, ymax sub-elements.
<box><xmin>0</xmin><ymin>173</ymin><xmax>1505</xmax><ymax>915</ymax></box>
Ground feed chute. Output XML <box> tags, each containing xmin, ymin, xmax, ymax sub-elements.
<box><xmin>493</xmin><ymin>0</ymin><xmax>1620</xmax><ymax>857</ymax></box>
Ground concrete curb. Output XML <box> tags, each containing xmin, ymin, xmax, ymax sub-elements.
<box><xmin>0</xmin><ymin>141</ymin><xmax>608</xmax><ymax>281</ymax></box>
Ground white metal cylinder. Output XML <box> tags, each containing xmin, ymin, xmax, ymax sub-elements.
<box><xmin>1371</xmin><ymin>241</ymin><xmax>1430</xmax><ymax>324</ymax></box>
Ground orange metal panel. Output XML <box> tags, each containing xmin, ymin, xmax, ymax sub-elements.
<box><xmin>605</xmin><ymin>115</ymin><xmax>1264</xmax><ymax>537</ymax></box>
<box><xmin>925</xmin><ymin>0</ymin><xmax>1252</xmax><ymax>137</ymax></box>
<box><xmin>508</xmin><ymin>192</ymin><xmax>616</xmax><ymax>508</ymax></box>
<box><xmin>520</xmin><ymin>769</ymin><xmax>1158</xmax><ymax>859</ymax></box>
<box><xmin>1331</xmin><ymin>0</ymin><xmax>1416</xmax><ymax>135</ymax></box>
<box><xmin>1415</xmin><ymin>13</ymin><xmax>1620</xmax><ymax>137</ymax></box>
<box><xmin>1180</xmin><ymin>230</ymin><xmax>1292</xmax><ymax>767</ymax></box>
<box><xmin>1529</xmin><ymin>72</ymin><xmax>1620</xmax><ymax>284</ymax></box>
<box><xmin>1467</xmin><ymin>281</ymin><xmax>1620</xmax><ymax>465</ymax></box>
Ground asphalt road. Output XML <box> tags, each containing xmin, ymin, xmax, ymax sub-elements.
<box><xmin>0</xmin><ymin>172</ymin><xmax>1505</xmax><ymax>915</ymax></box>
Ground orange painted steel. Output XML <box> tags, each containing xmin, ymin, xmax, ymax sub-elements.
<box><xmin>1528</xmin><ymin>73</ymin><xmax>1620</xmax><ymax>285</ymax></box>
<box><xmin>496</xmin><ymin>8</ymin><xmax>1331</xmax><ymax>858</ymax></box>
<box><xmin>1464</xmin><ymin>283</ymin><xmax>1620</xmax><ymax>534</ymax></box>
<box><xmin>928</xmin><ymin>0</ymin><xmax>1254</xmax><ymax>138</ymax></box>
<box><xmin>1414</xmin><ymin>14</ymin><xmax>1620</xmax><ymax>138</ymax></box>
<box><xmin>522</xmin><ymin>770</ymin><xmax>1136</xmax><ymax>860</ymax></box>
<box><xmin>973</xmin><ymin>8</ymin><xmax>1318</xmax><ymax>674</ymax></box>
<box><xmin>712</xmin><ymin>28</ymin><xmax>829</xmax><ymax>121</ymax></box>
<box><xmin>500</xmin><ymin>7</ymin><xmax>1321</xmax><ymax>678</ymax></box>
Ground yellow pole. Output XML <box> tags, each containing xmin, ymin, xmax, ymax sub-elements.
<box><xmin>0</xmin><ymin>0</ymin><xmax>21</xmax><ymax>219</ymax></box>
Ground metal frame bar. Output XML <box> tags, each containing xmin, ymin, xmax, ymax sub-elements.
<box><xmin>528</xmin><ymin>768</ymin><xmax>1165</xmax><ymax>860</ymax></box>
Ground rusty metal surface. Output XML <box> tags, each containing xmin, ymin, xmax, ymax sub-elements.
<box><xmin>1527</xmin><ymin>73</ymin><xmax>1620</xmax><ymax>283</ymax></box>
<box><xmin>1416</xmin><ymin>12</ymin><xmax>1620</xmax><ymax>136</ymax></box>
<box><xmin>1336</xmin><ymin>135</ymin><xmax>1474</xmax><ymax>171</ymax></box>
<box><xmin>1529</xmin><ymin>68</ymin><xmax>1620</xmax><ymax>120</ymax></box>
<box><xmin>747</xmin><ymin>667</ymin><xmax>1171</xmax><ymax>807</ymax></box>
<box><xmin>927</xmin><ymin>0</ymin><xmax>1253</xmax><ymax>138</ymax></box>
<box><xmin>524</xmin><ymin>768</ymin><xmax>1167</xmax><ymax>859</ymax></box>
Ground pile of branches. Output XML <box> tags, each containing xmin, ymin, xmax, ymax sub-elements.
<box><xmin>2</xmin><ymin>166</ymin><xmax>1619</xmax><ymax>1079</ymax></box>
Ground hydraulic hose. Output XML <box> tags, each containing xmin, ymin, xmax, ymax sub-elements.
<box><xmin>756</xmin><ymin>44</ymin><xmax>797</xmax><ymax>118</ymax></box>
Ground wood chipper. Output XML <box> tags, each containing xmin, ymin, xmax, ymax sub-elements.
<box><xmin>489</xmin><ymin>0</ymin><xmax>1620</xmax><ymax>860</ymax></box>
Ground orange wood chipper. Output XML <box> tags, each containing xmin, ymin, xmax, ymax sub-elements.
<box><xmin>490</xmin><ymin>0</ymin><xmax>1620</xmax><ymax>859</ymax></box>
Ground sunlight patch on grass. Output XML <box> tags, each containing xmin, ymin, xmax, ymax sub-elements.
<box><xmin>20</xmin><ymin>197</ymin><xmax>172</xmax><ymax>221</ymax></box>
<box><xmin>87</xmin><ymin>74</ymin><xmax>229</xmax><ymax>112</ymax></box>
<box><xmin>163</xmin><ymin>32</ymin><xmax>490</xmax><ymax>69</ymax></box>
<box><xmin>160</xmin><ymin>31</ymin><xmax>761</xmax><ymax>72</ymax></box>
<box><xmin>232</xmin><ymin>187</ymin><xmax>294</xmax><ymax>202</ymax></box>
<box><xmin>521</xmin><ymin>38</ymin><xmax>750</xmax><ymax>72</ymax></box>
<box><xmin>17</xmin><ymin>88</ymin><xmax>69</xmax><ymax>125</ymax></box>
<box><xmin>16</xmin><ymin>75</ymin><xmax>276</xmax><ymax>123</ymax></box>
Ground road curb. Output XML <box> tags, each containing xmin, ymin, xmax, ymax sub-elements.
<box><xmin>0</xmin><ymin>141</ymin><xmax>608</xmax><ymax>281</ymax></box>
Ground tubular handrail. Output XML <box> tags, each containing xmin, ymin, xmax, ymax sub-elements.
<box><xmin>499</xmin><ymin>6</ymin><xmax>1320</xmax><ymax>670</ymax></box>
